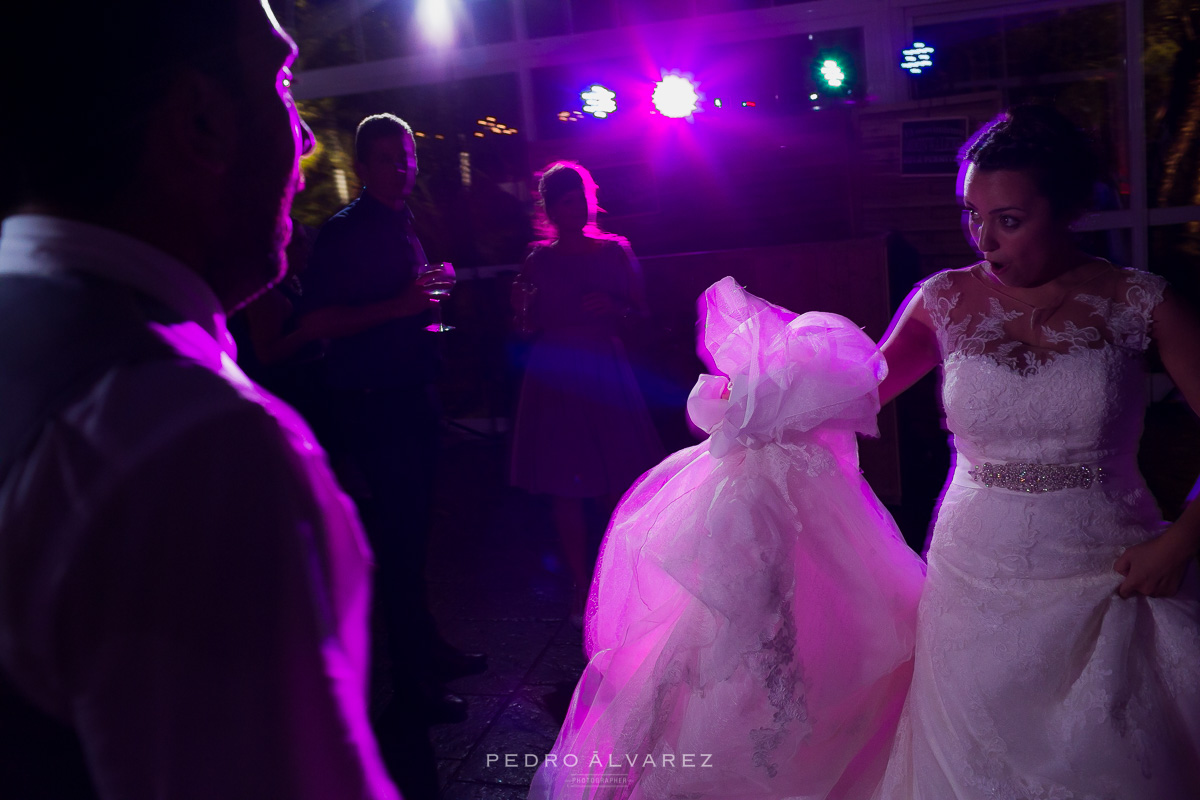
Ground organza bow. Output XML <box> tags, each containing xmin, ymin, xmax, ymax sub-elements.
<box><xmin>685</xmin><ymin>277</ymin><xmax>887</xmax><ymax>458</ymax></box>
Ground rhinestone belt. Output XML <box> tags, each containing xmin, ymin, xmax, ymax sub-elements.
<box><xmin>967</xmin><ymin>462</ymin><xmax>1105</xmax><ymax>493</ymax></box>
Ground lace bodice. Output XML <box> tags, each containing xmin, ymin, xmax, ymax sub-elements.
<box><xmin>884</xmin><ymin>263</ymin><xmax>1200</xmax><ymax>800</ymax></box>
<box><xmin>919</xmin><ymin>265</ymin><xmax>1166</xmax><ymax>466</ymax></box>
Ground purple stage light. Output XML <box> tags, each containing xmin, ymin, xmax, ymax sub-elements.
<box><xmin>652</xmin><ymin>73</ymin><xmax>699</xmax><ymax>119</ymax></box>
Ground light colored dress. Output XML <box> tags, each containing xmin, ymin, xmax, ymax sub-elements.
<box><xmin>510</xmin><ymin>237</ymin><xmax>663</xmax><ymax>498</ymax></box>
<box><xmin>530</xmin><ymin>278</ymin><xmax>926</xmax><ymax>799</ymax></box>
<box><xmin>876</xmin><ymin>263</ymin><xmax>1200</xmax><ymax>799</ymax></box>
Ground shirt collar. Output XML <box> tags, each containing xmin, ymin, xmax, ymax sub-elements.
<box><xmin>0</xmin><ymin>214</ymin><xmax>232</xmax><ymax>350</ymax></box>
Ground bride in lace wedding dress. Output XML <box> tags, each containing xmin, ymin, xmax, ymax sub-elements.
<box><xmin>874</xmin><ymin>106</ymin><xmax>1200</xmax><ymax>798</ymax></box>
<box><xmin>532</xmin><ymin>106</ymin><xmax>1200</xmax><ymax>800</ymax></box>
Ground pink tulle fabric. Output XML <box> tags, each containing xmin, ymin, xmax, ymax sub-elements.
<box><xmin>530</xmin><ymin>278</ymin><xmax>926</xmax><ymax>799</ymax></box>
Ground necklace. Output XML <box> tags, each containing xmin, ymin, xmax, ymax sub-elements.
<box><xmin>975</xmin><ymin>258</ymin><xmax>1110</xmax><ymax>309</ymax></box>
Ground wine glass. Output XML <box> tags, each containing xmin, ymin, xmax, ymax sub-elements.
<box><xmin>417</xmin><ymin>262</ymin><xmax>456</xmax><ymax>333</ymax></box>
<box><xmin>512</xmin><ymin>275</ymin><xmax>538</xmax><ymax>335</ymax></box>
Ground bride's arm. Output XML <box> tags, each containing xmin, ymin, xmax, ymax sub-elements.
<box><xmin>878</xmin><ymin>286</ymin><xmax>941</xmax><ymax>406</ymax></box>
<box><xmin>1115</xmin><ymin>288</ymin><xmax>1200</xmax><ymax>598</ymax></box>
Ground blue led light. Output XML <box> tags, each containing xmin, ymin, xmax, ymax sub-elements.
<box><xmin>901</xmin><ymin>42</ymin><xmax>935</xmax><ymax>74</ymax></box>
<box><xmin>581</xmin><ymin>84</ymin><xmax>617</xmax><ymax>119</ymax></box>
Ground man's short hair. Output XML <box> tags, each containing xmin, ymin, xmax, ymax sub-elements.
<box><xmin>355</xmin><ymin>114</ymin><xmax>414</xmax><ymax>164</ymax></box>
<box><xmin>0</xmin><ymin>1</ymin><xmax>242</xmax><ymax>215</ymax></box>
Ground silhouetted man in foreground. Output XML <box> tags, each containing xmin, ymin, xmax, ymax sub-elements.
<box><xmin>0</xmin><ymin>2</ymin><xmax>400</xmax><ymax>798</ymax></box>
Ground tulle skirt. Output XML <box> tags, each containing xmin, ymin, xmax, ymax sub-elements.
<box><xmin>530</xmin><ymin>427</ymin><xmax>925</xmax><ymax>799</ymax></box>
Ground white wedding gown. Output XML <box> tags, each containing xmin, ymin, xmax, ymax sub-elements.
<box><xmin>530</xmin><ymin>278</ymin><xmax>926</xmax><ymax>799</ymax></box>
<box><xmin>532</xmin><ymin>269</ymin><xmax>1200</xmax><ymax>800</ymax></box>
<box><xmin>876</xmin><ymin>264</ymin><xmax>1200</xmax><ymax>799</ymax></box>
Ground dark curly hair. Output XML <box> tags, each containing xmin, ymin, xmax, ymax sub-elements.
<box><xmin>959</xmin><ymin>105</ymin><xmax>1101</xmax><ymax>220</ymax></box>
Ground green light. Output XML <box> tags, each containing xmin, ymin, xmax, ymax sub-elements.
<box><xmin>813</xmin><ymin>51</ymin><xmax>854</xmax><ymax>98</ymax></box>
<box><xmin>820</xmin><ymin>59</ymin><xmax>845</xmax><ymax>88</ymax></box>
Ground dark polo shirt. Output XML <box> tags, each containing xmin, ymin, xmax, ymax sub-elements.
<box><xmin>299</xmin><ymin>191</ymin><xmax>438</xmax><ymax>390</ymax></box>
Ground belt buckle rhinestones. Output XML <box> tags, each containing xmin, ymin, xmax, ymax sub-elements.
<box><xmin>967</xmin><ymin>462</ymin><xmax>1105</xmax><ymax>493</ymax></box>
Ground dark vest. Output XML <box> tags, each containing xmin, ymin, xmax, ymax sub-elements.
<box><xmin>0</xmin><ymin>272</ymin><xmax>175</xmax><ymax>799</ymax></box>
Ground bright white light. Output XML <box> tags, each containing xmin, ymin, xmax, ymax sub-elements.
<box><xmin>581</xmin><ymin>85</ymin><xmax>617</xmax><ymax>118</ymax></box>
<box><xmin>820</xmin><ymin>59</ymin><xmax>845</xmax><ymax>88</ymax></box>
<box><xmin>900</xmin><ymin>42</ymin><xmax>935</xmax><ymax>74</ymax></box>
<box><xmin>809</xmin><ymin>93</ymin><xmax>818</xmax><ymax>100</ymax></box>
<box><xmin>334</xmin><ymin>168</ymin><xmax>350</xmax><ymax>205</ymax></box>
<box><xmin>459</xmin><ymin>151</ymin><xmax>471</xmax><ymax>187</ymax></box>
<box><xmin>417</xmin><ymin>0</ymin><xmax>455</xmax><ymax>47</ymax></box>
<box><xmin>652</xmin><ymin>74</ymin><xmax>699</xmax><ymax>119</ymax></box>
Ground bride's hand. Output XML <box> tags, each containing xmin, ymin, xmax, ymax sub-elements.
<box><xmin>1113</xmin><ymin>524</ymin><xmax>1196</xmax><ymax>598</ymax></box>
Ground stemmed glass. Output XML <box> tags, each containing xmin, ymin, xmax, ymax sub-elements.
<box><xmin>417</xmin><ymin>262</ymin><xmax>456</xmax><ymax>333</ymax></box>
<box><xmin>512</xmin><ymin>275</ymin><xmax>538</xmax><ymax>335</ymax></box>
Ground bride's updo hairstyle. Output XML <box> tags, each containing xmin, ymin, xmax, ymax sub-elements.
<box><xmin>959</xmin><ymin>105</ymin><xmax>1102</xmax><ymax>221</ymax></box>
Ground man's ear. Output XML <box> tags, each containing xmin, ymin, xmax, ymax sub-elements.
<box><xmin>161</xmin><ymin>69</ymin><xmax>239</xmax><ymax>176</ymax></box>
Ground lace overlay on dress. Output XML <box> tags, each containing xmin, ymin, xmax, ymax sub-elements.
<box><xmin>921</xmin><ymin>265</ymin><xmax>1164</xmax><ymax>376</ymax></box>
<box><xmin>874</xmin><ymin>264</ymin><xmax>1200</xmax><ymax>800</ymax></box>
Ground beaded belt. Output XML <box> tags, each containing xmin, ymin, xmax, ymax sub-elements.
<box><xmin>966</xmin><ymin>462</ymin><xmax>1105</xmax><ymax>493</ymax></box>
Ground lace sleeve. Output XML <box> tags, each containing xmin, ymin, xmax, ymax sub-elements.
<box><xmin>1080</xmin><ymin>269</ymin><xmax>1167</xmax><ymax>352</ymax></box>
<box><xmin>918</xmin><ymin>271</ymin><xmax>961</xmax><ymax>358</ymax></box>
<box><xmin>1119</xmin><ymin>270</ymin><xmax>1167</xmax><ymax>352</ymax></box>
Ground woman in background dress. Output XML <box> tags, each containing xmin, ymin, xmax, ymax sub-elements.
<box><xmin>510</xmin><ymin>162</ymin><xmax>664</xmax><ymax>620</ymax></box>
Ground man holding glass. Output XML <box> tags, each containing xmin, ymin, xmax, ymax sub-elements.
<box><xmin>298</xmin><ymin>113</ymin><xmax>484</xmax><ymax>797</ymax></box>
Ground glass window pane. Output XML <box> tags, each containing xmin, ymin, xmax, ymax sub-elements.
<box><xmin>361</xmin><ymin>1</ymin><xmax>410</xmax><ymax>61</ymax></box>
<box><xmin>572</xmin><ymin>0</ymin><xmax>617</xmax><ymax>31</ymax></box>
<box><xmin>618</xmin><ymin>0</ymin><xmax>690</xmax><ymax>25</ymax></box>
<box><xmin>525</xmin><ymin>0</ymin><xmax>569</xmax><ymax>37</ymax></box>
<box><xmin>1146</xmin><ymin>0</ymin><xmax>1200</xmax><ymax>210</ymax></box>
<box><xmin>467</xmin><ymin>0</ymin><xmax>514</xmax><ymax>45</ymax></box>
<box><xmin>695</xmin><ymin>0</ymin><xmax>771</xmax><ymax>13</ymax></box>
<box><xmin>293</xmin><ymin>0</ymin><xmax>371</xmax><ymax>70</ymax></box>
<box><xmin>910</xmin><ymin>5</ymin><xmax>1127</xmax><ymax>210</ymax></box>
<box><xmin>912</xmin><ymin>5</ymin><xmax>1122</xmax><ymax>100</ymax></box>
<box><xmin>1151</xmin><ymin>222</ymin><xmax>1200</xmax><ymax>307</ymax></box>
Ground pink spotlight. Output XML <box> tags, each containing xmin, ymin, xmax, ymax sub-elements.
<box><xmin>652</xmin><ymin>73</ymin><xmax>699</xmax><ymax>119</ymax></box>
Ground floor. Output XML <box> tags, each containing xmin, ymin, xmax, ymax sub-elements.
<box><xmin>415</xmin><ymin>395</ymin><xmax>1200</xmax><ymax>799</ymax></box>
<box><xmin>424</xmin><ymin>430</ymin><xmax>587</xmax><ymax>799</ymax></box>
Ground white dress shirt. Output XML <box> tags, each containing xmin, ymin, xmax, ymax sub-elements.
<box><xmin>0</xmin><ymin>215</ymin><xmax>400</xmax><ymax>800</ymax></box>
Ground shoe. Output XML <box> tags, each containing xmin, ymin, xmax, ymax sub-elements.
<box><xmin>431</xmin><ymin>647</ymin><xmax>488</xmax><ymax>681</ymax></box>
<box><xmin>424</xmin><ymin>691</ymin><xmax>469</xmax><ymax>725</ymax></box>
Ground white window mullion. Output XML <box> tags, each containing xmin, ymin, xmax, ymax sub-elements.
<box><xmin>1125</xmin><ymin>0</ymin><xmax>1149</xmax><ymax>273</ymax></box>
